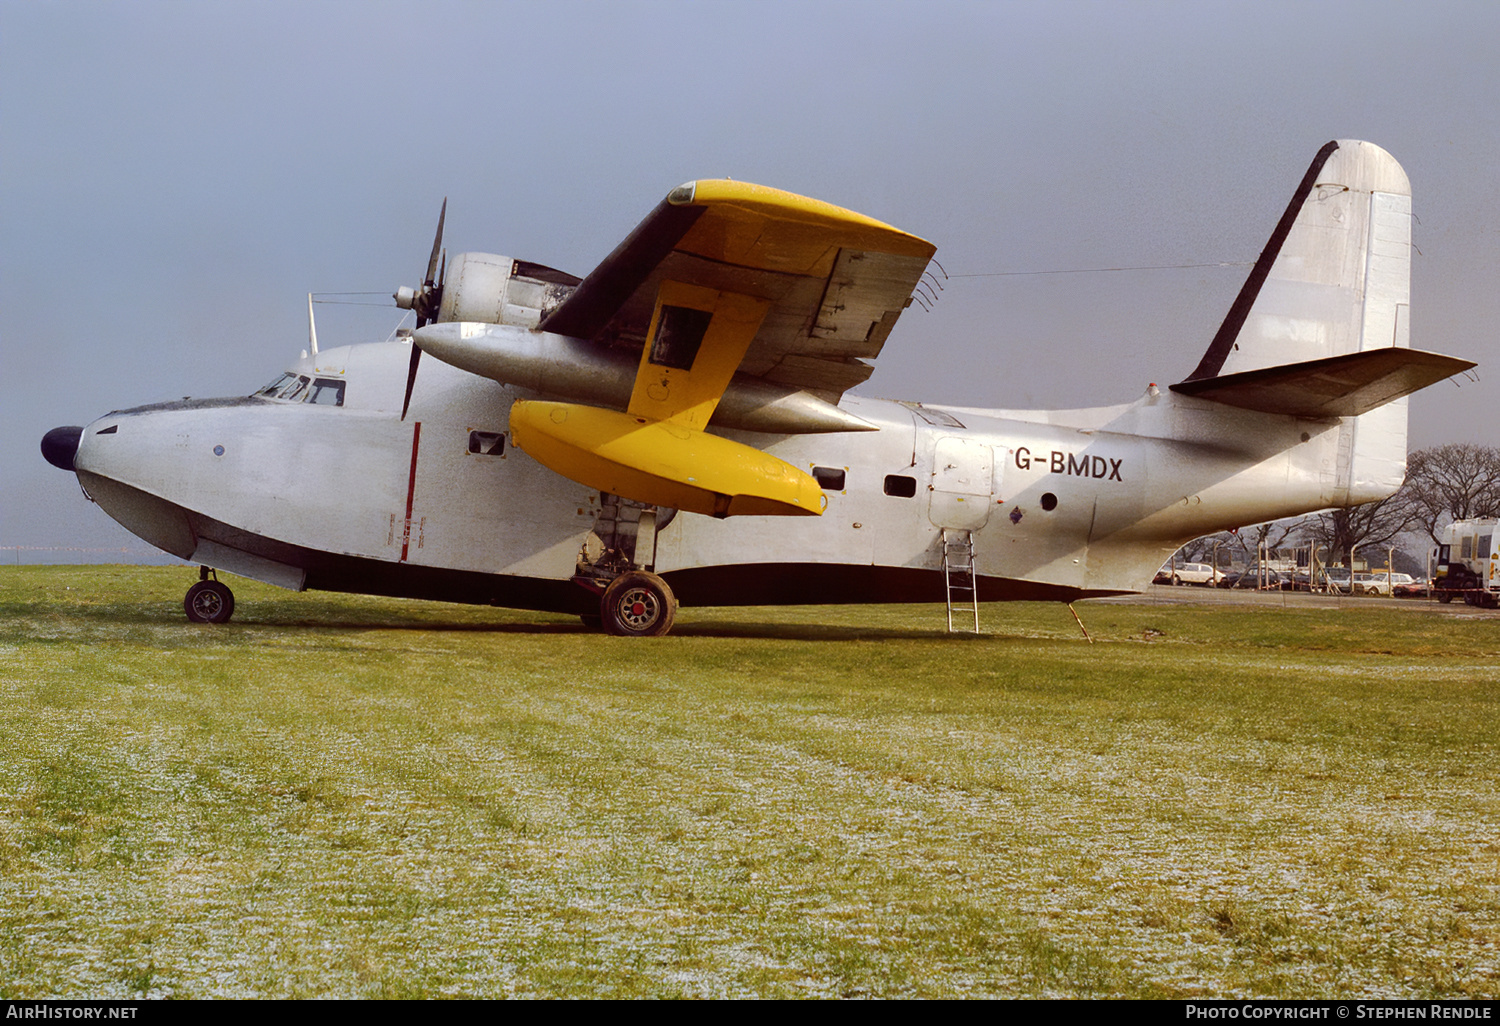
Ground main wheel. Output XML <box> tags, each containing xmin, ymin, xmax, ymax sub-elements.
<box><xmin>600</xmin><ymin>571</ymin><xmax>676</xmax><ymax>637</ymax></box>
<box><xmin>184</xmin><ymin>580</ymin><xmax>234</xmax><ymax>624</ymax></box>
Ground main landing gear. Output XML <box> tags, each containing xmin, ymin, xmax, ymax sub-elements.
<box><xmin>599</xmin><ymin>571</ymin><xmax>676</xmax><ymax>637</ymax></box>
<box><xmin>184</xmin><ymin>567</ymin><xmax>234</xmax><ymax>624</ymax></box>
<box><xmin>575</xmin><ymin>498</ymin><xmax>678</xmax><ymax>636</ymax></box>
<box><xmin>576</xmin><ymin>569</ymin><xmax>677</xmax><ymax>636</ymax></box>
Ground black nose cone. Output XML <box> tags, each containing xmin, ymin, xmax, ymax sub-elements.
<box><xmin>41</xmin><ymin>426</ymin><xmax>84</xmax><ymax>472</ymax></box>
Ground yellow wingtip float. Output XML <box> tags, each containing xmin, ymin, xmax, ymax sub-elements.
<box><xmin>509</xmin><ymin>400</ymin><xmax>825</xmax><ymax>518</ymax></box>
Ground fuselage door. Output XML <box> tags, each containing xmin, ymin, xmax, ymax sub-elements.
<box><xmin>929</xmin><ymin>435</ymin><xmax>995</xmax><ymax>530</ymax></box>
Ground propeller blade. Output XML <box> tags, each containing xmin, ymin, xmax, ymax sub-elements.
<box><xmin>398</xmin><ymin>198</ymin><xmax>447</xmax><ymax>410</ymax></box>
<box><xmin>401</xmin><ymin>343</ymin><xmax>422</xmax><ymax>420</ymax></box>
<box><xmin>425</xmin><ymin>198</ymin><xmax>447</xmax><ymax>287</ymax></box>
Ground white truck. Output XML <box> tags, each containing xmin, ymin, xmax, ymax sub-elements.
<box><xmin>1434</xmin><ymin>518</ymin><xmax>1500</xmax><ymax>608</ymax></box>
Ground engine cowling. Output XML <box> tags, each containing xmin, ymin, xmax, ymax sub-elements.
<box><xmin>434</xmin><ymin>252</ymin><xmax>580</xmax><ymax>329</ymax></box>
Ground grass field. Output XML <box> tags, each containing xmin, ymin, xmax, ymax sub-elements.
<box><xmin>1</xmin><ymin>566</ymin><xmax>1496</xmax><ymax>999</ymax></box>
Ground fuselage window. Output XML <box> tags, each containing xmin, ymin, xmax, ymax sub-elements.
<box><xmin>811</xmin><ymin>466</ymin><xmax>846</xmax><ymax>491</ymax></box>
<box><xmin>308</xmin><ymin>378</ymin><xmax>346</xmax><ymax>406</ymax></box>
<box><xmin>469</xmin><ymin>431</ymin><xmax>506</xmax><ymax>456</ymax></box>
<box><xmin>884</xmin><ymin>474</ymin><xmax>917</xmax><ymax>498</ymax></box>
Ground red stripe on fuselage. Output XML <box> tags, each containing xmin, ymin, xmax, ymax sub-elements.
<box><xmin>400</xmin><ymin>421</ymin><xmax>422</xmax><ymax>562</ymax></box>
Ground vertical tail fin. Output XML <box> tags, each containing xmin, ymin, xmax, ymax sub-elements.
<box><xmin>1175</xmin><ymin>140</ymin><xmax>1446</xmax><ymax>505</ymax></box>
<box><xmin>1185</xmin><ymin>140</ymin><xmax>1413</xmax><ymax>382</ymax></box>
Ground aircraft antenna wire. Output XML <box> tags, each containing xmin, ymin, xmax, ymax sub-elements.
<box><xmin>952</xmin><ymin>261</ymin><xmax>1251</xmax><ymax>278</ymax></box>
<box><xmin>311</xmin><ymin>291</ymin><xmax>396</xmax><ymax>307</ymax></box>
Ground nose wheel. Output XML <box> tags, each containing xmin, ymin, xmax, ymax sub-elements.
<box><xmin>184</xmin><ymin>574</ymin><xmax>235</xmax><ymax>624</ymax></box>
<box><xmin>599</xmin><ymin>571</ymin><xmax>675</xmax><ymax>637</ymax></box>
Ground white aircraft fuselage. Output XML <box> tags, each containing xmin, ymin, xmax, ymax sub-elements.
<box><xmin>58</xmin><ymin>339</ymin><xmax>1375</xmax><ymax>614</ymax></box>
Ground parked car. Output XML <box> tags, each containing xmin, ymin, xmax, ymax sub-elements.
<box><xmin>1352</xmin><ymin>572</ymin><xmax>1415</xmax><ymax>596</ymax></box>
<box><xmin>1318</xmin><ymin>567</ymin><xmax>1354</xmax><ymax>594</ymax></box>
<box><xmin>1392</xmin><ymin>577</ymin><xmax>1430</xmax><ymax>598</ymax></box>
<box><xmin>1162</xmin><ymin>562</ymin><xmax>1224</xmax><ymax>586</ymax></box>
<box><xmin>1219</xmin><ymin>568</ymin><xmax>1291</xmax><ymax>590</ymax></box>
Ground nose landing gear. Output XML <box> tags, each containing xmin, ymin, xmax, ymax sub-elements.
<box><xmin>184</xmin><ymin>567</ymin><xmax>235</xmax><ymax>624</ymax></box>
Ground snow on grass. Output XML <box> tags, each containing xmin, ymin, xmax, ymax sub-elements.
<box><xmin>0</xmin><ymin>567</ymin><xmax>1496</xmax><ymax>997</ymax></box>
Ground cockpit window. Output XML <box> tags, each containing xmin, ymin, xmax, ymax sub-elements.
<box><xmin>253</xmin><ymin>373</ymin><xmax>345</xmax><ymax>407</ymax></box>
<box><xmin>308</xmin><ymin>379</ymin><xmax>345</xmax><ymax>406</ymax></box>
<box><xmin>281</xmin><ymin>376</ymin><xmax>310</xmax><ymax>402</ymax></box>
<box><xmin>255</xmin><ymin>373</ymin><xmax>299</xmax><ymax>398</ymax></box>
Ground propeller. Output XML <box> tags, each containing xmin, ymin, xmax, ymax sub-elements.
<box><xmin>394</xmin><ymin>198</ymin><xmax>447</xmax><ymax>419</ymax></box>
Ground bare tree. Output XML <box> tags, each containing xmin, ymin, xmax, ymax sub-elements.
<box><xmin>1402</xmin><ymin>444</ymin><xmax>1500</xmax><ymax>544</ymax></box>
<box><xmin>1303</xmin><ymin>495</ymin><xmax>1415</xmax><ymax>567</ymax></box>
<box><xmin>1178</xmin><ymin>531</ymin><xmax>1239</xmax><ymax>565</ymax></box>
<box><xmin>1174</xmin><ymin>517</ymin><xmax>1306</xmax><ymax>568</ymax></box>
<box><xmin>1246</xmin><ymin>516</ymin><xmax>1307</xmax><ymax>559</ymax></box>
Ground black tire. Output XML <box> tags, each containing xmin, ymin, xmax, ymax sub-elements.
<box><xmin>184</xmin><ymin>580</ymin><xmax>234</xmax><ymax>624</ymax></box>
<box><xmin>1437</xmin><ymin>592</ymin><xmax>1454</xmax><ymax>604</ymax></box>
<box><xmin>600</xmin><ymin>571</ymin><xmax>676</xmax><ymax>637</ymax></box>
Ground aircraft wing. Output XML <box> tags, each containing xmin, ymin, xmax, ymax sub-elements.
<box><xmin>538</xmin><ymin>180</ymin><xmax>937</xmax><ymax>411</ymax></box>
<box><xmin>503</xmin><ymin>181</ymin><xmax>934</xmax><ymax>519</ymax></box>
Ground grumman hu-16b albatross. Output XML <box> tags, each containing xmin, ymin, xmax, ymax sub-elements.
<box><xmin>40</xmin><ymin>141</ymin><xmax>1476</xmax><ymax>635</ymax></box>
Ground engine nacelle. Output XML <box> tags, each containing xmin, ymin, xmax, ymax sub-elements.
<box><xmin>435</xmin><ymin>253</ymin><xmax>580</xmax><ymax>329</ymax></box>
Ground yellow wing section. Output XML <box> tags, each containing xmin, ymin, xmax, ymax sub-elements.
<box><xmin>509</xmin><ymin>400</ymin><xmax>825</xmax><ymax>519</ymax></box>
<box><xmin>626</xmin><ymin>281</ymin><xmax>770</xmax><ymax>430</ymax></box>
<box><xmin>520</xmin><ymin>180</ymin><xmax>935</xmax><ymax>518</ymax></box>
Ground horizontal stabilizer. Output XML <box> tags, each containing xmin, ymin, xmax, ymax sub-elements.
<box><xmin>1170</xmin><ymin>347</ymin><xmax>1474</xmax><ymax>418</ymax></box>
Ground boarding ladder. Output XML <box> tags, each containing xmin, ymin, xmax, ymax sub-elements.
<box><xmin>942</xmin><ymin>528</ymin><xmax>979</xmax><ymax>633</ymax></box>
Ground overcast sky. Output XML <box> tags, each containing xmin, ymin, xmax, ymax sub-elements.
<box><xmin>3</xmin><ymin>0</ymin><xmax>1495</xmax><ymax>563</ymax></box>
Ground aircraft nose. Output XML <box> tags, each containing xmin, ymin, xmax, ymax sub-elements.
<box><xmin>41</xmin><ymin>425</ymin><xmax>84</xmax><ymax>472</ymax></box>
